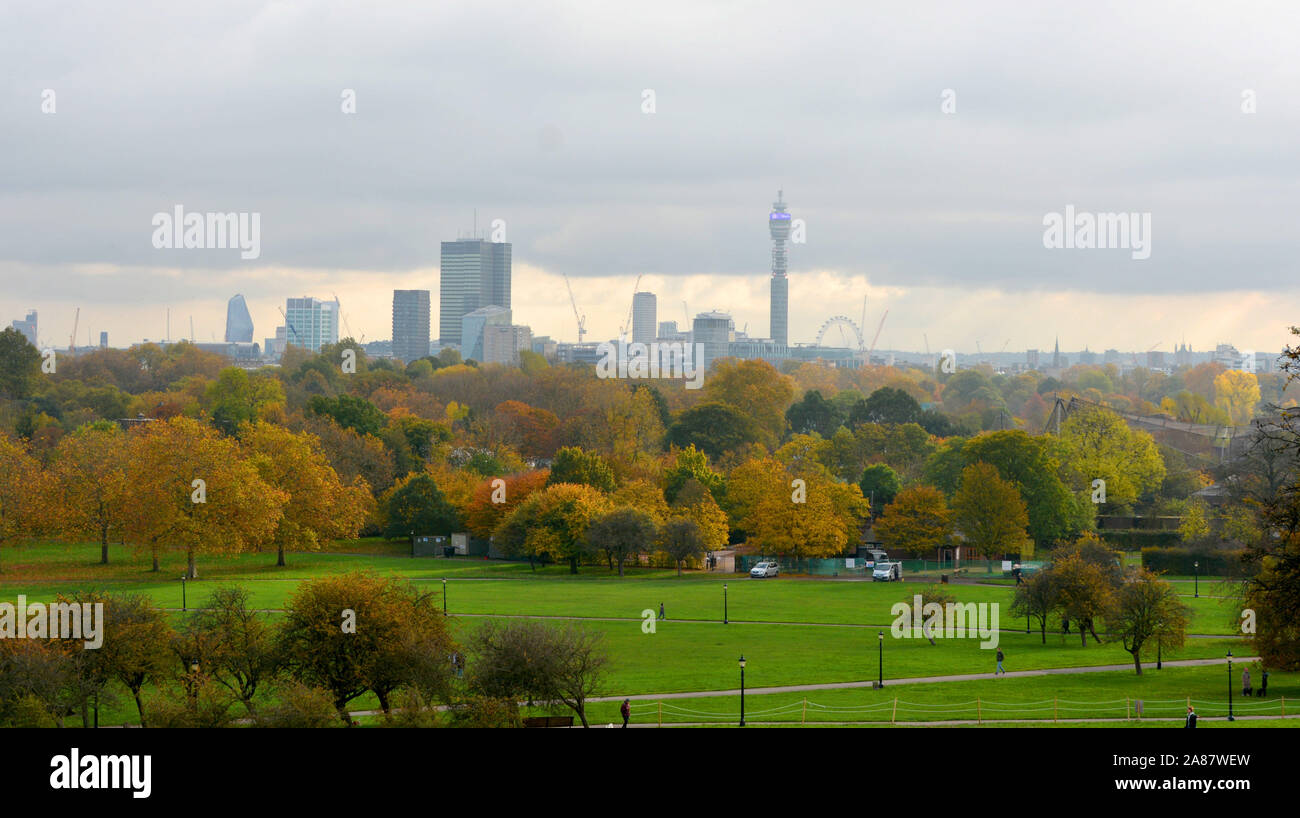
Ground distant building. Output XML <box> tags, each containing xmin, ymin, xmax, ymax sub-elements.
<box><xmin>1146</xmin><ymin>350</ymin><xmax>1166</xmax><ymax>369</ymax></box>
<box><xmin>392</xmin><ymin>290</ymin><xmax>431</xmax><ymax>363</ymax></box>
<box><xmin>531</xmin><ymin>335</ymin><xmax>558</xmax><ymax>360</ymax></box>
<box><xmin>555</xmin><ymin>342</ymin><xmax>603</xmax><ymax>365</ymax></box>
<box><xmin>196</xmin><ymin>341</ymin><xmax>262</xmax><ymax>362</ymax></box>
<box><xmin>10</xmin><ymin>310</ymin><xmax>37</xmax><ymax>346</ymax></box>
<box><xmin>769</xmin><ymin>191</ymin><xmax>791</xmax><ymax>346</ymax></box>
<box><xmin>1213</xmin><ymin>343</ymin><xmax>1245</xmax><ymax>370</ymax></box>
<box><xmin>284</xmin><ymin>297</ymin><xmax>338</xmax><ymax>352</ymax></box>
<box><xmin>657</xmin><ymin>320</ymin><xmax>678</xmax><ymax>338</ymax></box>
<box><xmin>693</xmin><ymin>311</ymin><xmax>732</xmax><ymax>375</ymax></box>
<box><xmin>1104</xmin><ymin>348</ymin><xmax>1120</xmax><ymax>365</ymax></box>
<box><xmin>1026</xmin><ymin>349</ymin><xmax>1040</xmax><ymax>369</ymax></box>
<box><xmin>225</xmin><ymin>295</ymin><xmax>254</xmax><ymax>343</ymax></box>
<box><xmin>1175</xmin><ymin>342</ymin><xmax>1194</xmax><ymax>368</ymax></box>
<box><xmin>99</xmin><ymin>331</ymin><xmax>108</xmax><ymax>349</ymax></box>
<box><xmin>440</xmin><ymin>238</ymin><xmax>511</xmax><ymax>346</ymax></box>
<box><xmin>1078</xmin><ymin>347</ymin><xmax>1098</xmax><ymax>365</ymax></box>
<box><xmin>632</xmin><ymin>292</ymin><xmax>657</xmax><ymax>345</ymax></box>
<box><xmin>483</xmin><ymin>324</ymin><xmax>533</xmax><ymax>366</ymax></box>
<box><xmin>265</xmin><ymin>326</ymin><xmax>288</xmax><ymax>360</ymax></box>
<box><xmin>460</xmin><ymin>305</ymin><xmax>512</xmax><ymax>362</ymax></box>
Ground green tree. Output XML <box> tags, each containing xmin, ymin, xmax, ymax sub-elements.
<box><xmin>382</xmin><ymin>473</ymin><xmax>459</xmax><ymax>540</ymax></box>
<box><xmin>952</xmin><ymin>462</ymin><xmax>1031</xmax><ymax>567</ymax></box>
<box><xmin>1109</xmin><ymin>567</ymin><xmax>1189</xmax><ymax>675</ymax></box>
<box><xmin>0</xmin><ymin>327</ymin><xmax>41</xmax><ymax>400</ymax></box>
<box><xmin>859</xmin><ymin>463</ymin><xmax>902</xmax><ymax>511</ymax></box>
<box><xmin>547</xmin><ymin>446</ymin><xmax>616</xmax><ymax>493</ymax></box>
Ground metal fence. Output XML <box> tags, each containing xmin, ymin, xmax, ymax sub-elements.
<box><xmin>733</xmin><ymin>555</ymin><xmax>1044</xmax><ymax>578</ymax></box>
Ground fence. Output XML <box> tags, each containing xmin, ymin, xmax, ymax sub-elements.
<box><xmin>733</xmin><ymin>555</ymin><xmax>1044</xmax><ymax>578</ymax></box>
<box><xmin>625</xmin><ymin>695</ymin><xmax>1293</xmax><ymax>725</ymax></box>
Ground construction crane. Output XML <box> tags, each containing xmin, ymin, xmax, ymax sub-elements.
<box><xmin>682</xmin><ymin>300</ymin><xmax>689</xmax><ymax>327</ymax></box>
<box><xmin>562</xmin><ymin>272</ymin><xmax>587</xmax><ymax>343</ymax></box>
<box><xmin>923</xmin><ymin>333</ymin><xmax>930</xmax><ymax>355</ymax></box>
<box><xmin>69</xmin><ymin>307</ymin><xmax>79</xmax><ymax>354</ymax></box>
<box><xmin>332</xmin><ymin>292</ymin><xmax>363</xmax><ymax>342</ymax></box>
<box><xmin>619</xmin><ymin>275</ymin><xmax>643</xmax><ymax>340</ymax></box>
<box><xmin>278</xmin><ymin>306</ymin><xmax>303</xmax><ymax>346</ymax></box>
<box><xmin>999</xmin><ymin>338</ymin><xmax>1010</xmax><ymax>354</ymax></box>
<box><xmin>867</xmin><ymin>309</ymin><xmax>889</xmax><ymax>359</ymax></box>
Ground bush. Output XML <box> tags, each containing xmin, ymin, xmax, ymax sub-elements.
<box><xmin>144</xmin><ymin>676</ymin><xmax>236</xmax><ymax>728</ymax></box>
<box><xmin>1140</xmin><ymin>547</ymin><xmax>1244</xmax><ymax>575</ymax></box>
<box><xmin>447</xmin><ymin>696</ymin><xmax>522</xmax><ymax>728</ymax></box>
<box><xmin>253</xmin><ymin>681</ymin><xmax>341</xmax><ymax>728</ymax></box>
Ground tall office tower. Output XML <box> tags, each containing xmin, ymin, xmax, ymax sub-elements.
<box><xmin>10</xmin><ymin>310</ymin><xmax>37</xmax><ymax>345</ymax></box>
<box><xmin>284</xmin><ymin>297</ymin><xmax>339</xmax><ymax>352</ymax></box>
<box><xmin>225</xmin><ymin>294</ymin><xmax>254</xmax><ymax>342</ymax></box>
<box><xmin>460</xmin><ymin>306</ymin><xmax>512</xmax><ymax>362</ymax></box>
<box><xmin>658</xmin><ymin>320</ymin><xmax>678</xmax><ymax>338</ymax></box>
<box><xmin>1026</xmin><ymin>349</ymin><xmax>1040</xmax><ymax>370</ymax></box>
<box><xmin>769</xmin><ymin>190</ymin><xmax>791</xmax><ymax>346</ymax></box>
<box><xmin>439</xmin><ymin>238</ymin><xmax>511</xmax><ymax>346</ymax></box>
<box><xmin>392</xmin><ymin>290</ymin><xmax>431</xmax><ymax>363</ymax></box>
<box><xmin>693</xmin><ymin>311</ymin><xmax>733</xmax><ymax>375</ymax></box>
<box><xmin>632</xmin><ymin>292</ymin><xmax>657</xmax><ymax>344</ymax></box>
<box><xmin>99</xmin><ymin>331</ymin><xmax>108</xmax><ymax>349</ymax></box>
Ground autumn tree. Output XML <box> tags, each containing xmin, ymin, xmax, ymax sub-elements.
<box><xmin>547</xmin><ymin>446</ymin><xmax>616</xmax><ymax>493</ymax></box>
<box><xmin>1052</xmin><ymin>553</ymin><xmax>1115</xmax><ymax>646</ymax></box>
<box><xmin>669</xmin><ymin>478</ymin><xmax>730</xmax><ymax>554</ymax></box>
<box><xmin>1010</xmin><ymin>571</ymin><xmax>1060</xmax><ymax>643</ymax></box>
<box><xmin>205</xmin><ymin>367</ymin><xmax>285</xmax><ymax>434</ymax></box>
<box><xmin>50</xmin><ymin>422</ymin><xmax>129</xmax><ymax>565</ymax></box>
<box><xmin>179</xmin><ymin>585</ymin><xmax>280</xmax><ymax>715</ymax></box>
<box><xmin>952</xmin><ymin>462</ymin><xmax>1031</xmax><ymax>567</ymax></box>
<box><xmin>496</xmin><ymin>483</ymin><xmax>609</xmax><ymax>573</ymax></box>
<box><xmin>0</xmin><ymin>434</ymin><xmax>51</xmax><ymax>572</ymax></box>
<box><xmin>875</xmin><ymin>485</ymin><xmax>953</xmax><ymax>559</ymax></box>
<box><xmin>279</xmin><ymin>573</ymin><xmax>456</xmax><ymax>724</ymax></box>
<box><xmin>1109</xmin><ymin>567</ymin><xmax>1190</xmax><ymax>674</ymax></box>
<box><xmin>663</xmin><ymin>445</ymin><xmax>726</xmax><ymax>504</ymax></box>
<box><xmin>241</xmin><ymin>421</ymin><xmax>371</xmax><ymax>566</ymax></box>
<box><xmin>122</xmin><ymin>417</ymin><xmax>286</xmax><ymax>577</ymax></box>
<box><xmin>748</xmin><ymin>472</ymin><xmax>868</xmax><ymax>561</ymax></box>
<box><xmin>1214</xmin><ymin>369</ymin><xmax>1262</xmax><ymax>426</ymax></box>
<box><xmin>659</xmin><ymin>518</ymin><xmax>706</xmax><ymax>576</ymax></box>
<box><xmin>703</xmin><ymin>358</ymin><xmax>795</xmax><ymax>448</ymax></box>
<box><xmin>587</xmin><ymin>507</ymin><xmax>658</xmax><ymax>576</ymax></box>
<box><xmin>1058</xmin><ymin>406</ymin><xmax>1165</xmax><ymax>509</ymax></box>
<box><xmin>463</xmin><ymin>470</ymin><xmax>549</xmax><ymax>539</ymax></box>
<box><xmin>467</xmin><ymin>619</ymin><xmax>607</xmax><ymax>727</ymax></box>
<box><xmin>98</xmin><ymin>593</ymin><xmax>175</xmax><ymax>726</ymax></box>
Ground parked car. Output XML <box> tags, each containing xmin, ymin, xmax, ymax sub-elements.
<box><xmin>872</xmin><ymin>561</ymin><xmax>902</xmax><ymax>582</ymax></box>
<box><xmin>750</xmin><ymin>561</ymin><xmax>780</xmax><ymax>578</ymax></box>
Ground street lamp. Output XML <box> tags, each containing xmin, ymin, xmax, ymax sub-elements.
<box><xmin>1194</xmin><ymin>561</ymin><xmax>1199</xmax><ymax>599</ymax></box>
<box><xmin>723</xmin><ymin>583</ymin><xmax>729</xmax><ymax>625</ymax></box>
<box><xmin>738</xmin><ymin>655</ymin><xmax>747</xmax><ymax>727</ymax></box>
<box><xmin>442</xmin><ymin>577</ymin><xmax>447</xmax><ymax>615</ymax></box>
<box><xmin>878</xmin><ymin>631</ymin><xmax>884</xmax><ymax>688</ymax></box>
<box><xmin>180</xmin><ymin>575</ymin><xmax>187</xmax><ymax>612</ymax></box>
<box><xmin>1227</xmin><ymin>649</ymin><xmax>1235</xmax><ymax>722</ymax></box>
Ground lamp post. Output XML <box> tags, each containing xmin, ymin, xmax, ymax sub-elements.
<box><xmin>442</xmin><ymin>578</ymin><xmax>447</xmax><ymax>615</ymax></box>
<box><xmin>1194</xmin><ymin>561</ymin><xmax>1199</xmax><ymax>598</ymax></box>
<box><xmin>738</xmin><ymin>655</ymin><xmax>747</xmax><ymax>727</ymax></box>
<box><xmin>723</xmin><ymin>583</ymin><xmax>729</xmax><ymax>625</ymax></box>
<box><xmin>180</xmin><ymin>575</ymin><xmax>187</xmax><ymax>612</ymax></box>
<box><xmin>878</xmin><ymin>631</ymin><xmax>884</xmax><ymax>688</ymax></box>
<box><xmin>1227</xmin><ymin>649</ymin><xmax>1235</xmax><ymax>722</ymax></box>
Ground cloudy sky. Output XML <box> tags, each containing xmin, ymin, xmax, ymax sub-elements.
<box><xmin>3</xmin><ymin>0</ymin><xmax>1299</xmax><ymax>355</ymax></box>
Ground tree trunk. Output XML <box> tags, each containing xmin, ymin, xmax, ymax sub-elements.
<box><xmin>1132</xmin><ymin>649</ymin><xmax>1143</xmax><ymax>676</ymax></box>
<box><xmin>277</xmin><ymin>543</ymin><xmax>286</xmax><ymax>567</ymax></box>
<box><xmin>569</xmin><ymin>556</ymin><xmax>578</xmax><ymax>575</ymax></box>
<box><xmin>133</xmin><ymin>689</ymin><xmax>147</xmax><ymax>727</ymax></box>
<box><xmin>528</xmin><ymin>555</ymin><xmax>535</xmax><ymax>571</ymax></box>
<box><xmin>151</xmin><ymin>548</ymin><xmax>159</xmax><ymax>572</ymax></box>
<box><xmin>676</xmin><ymin>560</ymin><xmax>682</xmax><ymax>577</ymax></box>
<box><xmin>376</xmin><ymin>690</ymin><xmax>391</xmax><ymax>714</ymax></box>
<box><xmin>617</xmin><ymin>558</ymin><xmax>624</xmax><ymax>578</ymax></box>
<box><xmin>1040</xmin><ymin>622</ymin><xmax>1047</xmax><ymax>644</ymax></box>
<box><xmin>1088</xmin><ymin>621</ymin><xmax>1102</xmax><ymax>644</ymax></box>
<box><xmin>186</xmin><ymin>549</ymin><xmax>196</xmax><ymax>579</ymax></box>
<box><xmin>336</xmin><ymin>703</ymin><xmax>353</xmax><ymax>727</ymax></box>
<box><xmin>100</xmin><ymin>527</ymin><xmax>109</xmax><ymax>565</ymax></box>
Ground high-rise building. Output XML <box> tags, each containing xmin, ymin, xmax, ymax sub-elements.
<box><xmin>693</xmin><ymin>311</ymin><xmax>733</xmax><ymax>375</ymax></box>
<box><xmin>439</xmin><ymin>238</ymin><xmax>511</xmax><ymax>346</ymax></box>
<box><xmin>10</xmin><ymin>310</ymin><xmax>37</xmax><ymax>346</ymax></box>
<box><xmin>224</xmin><ymin>295</ymin><xmax>254</xmax><ymax>343</ymax></box>
<box><xmin>392</xmin><ymin>290</ymin><xmax>431</xmax><ymax>363</ymax></box>
<box><xmin>460</xmin><ymin>305</ymin><xmax>512</xmax><ymax>362</ymax></box>
<box><xmin>769</xmin><ymin>190</ymin><xmax>791</xmax><ymax>346</ymax></box>
<box><xmin>284</xmin><ymin>297</ymin><xmax>339</xmax><ymax>352</ymax></box>
<box><xmin>657</xmin><ymin>320</ymin><xmax>678</xmax><ymax>338</ymax></box>
<box><xmin>632</xmin><ymin>292</ymin><xmax>657</xmax><ymax>345</ymax></box>
<box><xmin>99</xmin><ymin>331</ymin><xmax>108</xmax><ymax>349</ymax></box>
<box><xmin>1026</xmin><ymin>349</ymin><xmax>1040</xmax><ymax>369</ymax></box>
<box><xmin>483</xmin><ymin>324</ymin><xmax>533</xmax><ymax>366</ymax></box>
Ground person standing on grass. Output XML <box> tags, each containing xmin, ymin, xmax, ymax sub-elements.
<box><xmin>996</xmin><ymin>648</ymin><xmax>1005</xmax><ymax>675</ymax></box>
<box><xmin>621</xmin><ymin>699</ymin><xmax>631</xmax><ymax>728</ymax></box>
<box><xmin>1258</xmin><ymin>670</ymin><xmax>1269</xmax><ymax>697</ymax></box>
<box><xmin>658</xmin><ymin>602</ymin><xmax>665</xmax><ymax>620</ymax></box>
<box><xmin>1242</xmin><ymin>668</ymin><xmax>1252</xmax><ymax>697</ymax></box>
<box><xmin>1185</xmin><ymin>705</ymin><xmax>1197</xmax><ymax>728</ymax></box>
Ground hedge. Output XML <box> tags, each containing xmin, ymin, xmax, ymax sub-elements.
<box><xmin>1140</xmin><ymin>547</ymin><xmax>1244</xmax><ymax>575</ymax></box>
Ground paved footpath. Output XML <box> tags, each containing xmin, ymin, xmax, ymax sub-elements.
<box><xmin>615</xmin><ymin>713</ymin><xmax>1299</xmax><ymax>727</ymax></box>
<box><xmin>584</xmin><ymin>656</ymin><xmax>1261</xmax><ymax>703</ymax></box>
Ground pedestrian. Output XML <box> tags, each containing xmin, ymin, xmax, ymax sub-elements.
<box><xmin>1242</xmin><ymin>668</ymin><xmax>1252</xmax><ymax>697</ymax></box>
<box><xmin>996</xmin><ymin>648</ymin><xmax>1005</xmax><ymax>675</ymax></box>
<box><xmin>1258</xmin><ymin>670</ymin><xmax>1269</xmax><ymax>697</ymax></box>
<box><xmin>620</xmin><ymin>698</ymin><xmax>631</xmax><ymax>728</ymax></box>
<box><xmin>658</xmin><ymin>602</ymin><xmax>665</xmax><ymax>620</ymax></box>
<box><xmin>1184</xmin><ymin>705</ymin><xmax>1197</xmax><ymax>728</ymax></box>
<box><xmin>1062</xmin><ymin>618</ymin><xmax>1070</xmax><ymax>635</ymax></box>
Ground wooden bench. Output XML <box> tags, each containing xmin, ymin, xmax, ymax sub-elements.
<box><xmin>523</xmin><ymin>715</ymin><xmax>575</xmax><ymax>728</ymax></box>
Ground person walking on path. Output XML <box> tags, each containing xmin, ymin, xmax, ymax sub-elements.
<box><xmin>620</xmin><ymin>699</ymin><xmax>631</xmax><ymax>728</ymax></box>
<box><xmin>1258</xmin><ymin>670</ymin><xmax>1269</xmax><ymax>697</ymax></box>
<box><xmin>658</xmin><ymin>602</ymin><xmax>665</xmax><ymax>620</ymax></box>
<box><xmin>1185</xmin><ymin>705</ymin><xmax>1197</xmax><ymax>728</ymax></box>
<box><xmin>995</xmin><ymin>648</ymin><xmax>1005</xmax><ymax>675</ymax></box>
<box><xmin>1242</xmin><ymin>668</ymin><xmax>1252</xmax><ymax>697</ymax></box>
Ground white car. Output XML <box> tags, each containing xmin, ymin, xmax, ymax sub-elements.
<box><xmin>872</xmin><ymin>561</ymin><xmax>902</xmax><ymax>582</ymax></box>
<box><xmin>750</xmin><ymin>561</ymin><xmax>780</xmax><ymax>578</ymax></box>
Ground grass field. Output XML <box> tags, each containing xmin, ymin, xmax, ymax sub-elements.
<box><xmin>1</xmin><ymin>539</ymin><xmax>1279</xmax><ymax>728</ymax></box>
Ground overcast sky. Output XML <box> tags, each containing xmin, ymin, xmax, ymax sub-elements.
<box><xmin>3</xmin><ymin>0</ymin><xmax>1300</xmax><ymax>355</ymax></box>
